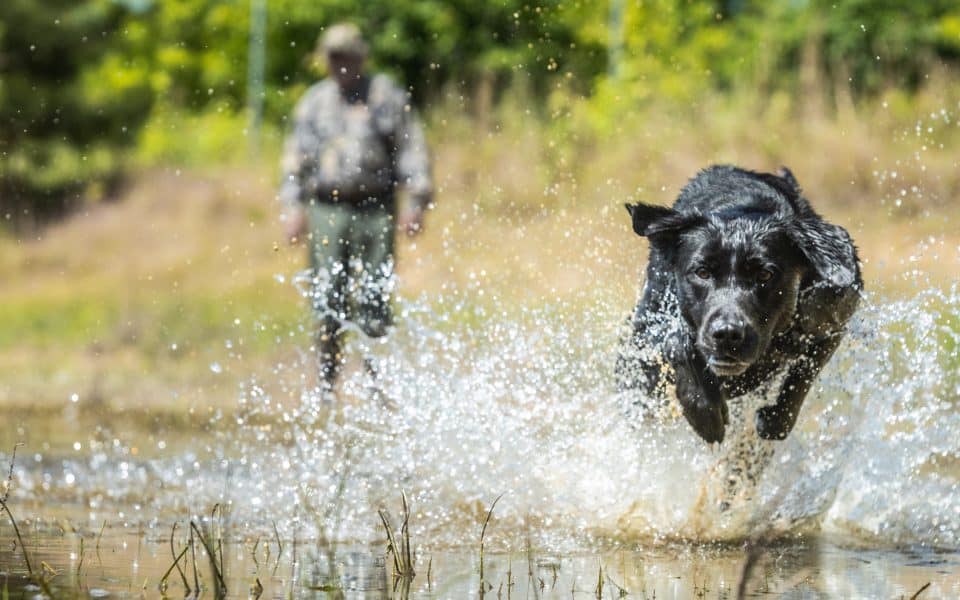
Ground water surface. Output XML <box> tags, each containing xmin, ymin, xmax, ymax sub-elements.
<box><xmin>3</xmin><ymin>282</ymin><xmax>960</xmax><ymax>597</ymax></box>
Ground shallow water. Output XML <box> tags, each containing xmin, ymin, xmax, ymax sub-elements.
<box><xmin>0</xmin><ymin>511</ymin><xmax>956</xmax><ymax>598</ymax></box>
<box><xmin>2</xmin><ymin>279</ymin><xmax>960</xmax><ymax>597</ymax></box>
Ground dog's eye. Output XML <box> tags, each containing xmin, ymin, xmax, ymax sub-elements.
<box><xmin>757</xmin><ymin>269</ymin><xmax>774</xmax><ymax>283</ymax></box>
<box><xmin>694</xmin><ymin>267</ymin><xmax>711</xmax><ymax>280</ymax></box>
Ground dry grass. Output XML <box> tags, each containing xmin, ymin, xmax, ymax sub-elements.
<box><xmin>408</xmin><ymin>82</ymin><xmax>960</xmax><ymax>301</ymax></box>
<box><xmin>1</xmin><ymin>82</ymin><xmax>958</xmax><ymax>426</ymax></box>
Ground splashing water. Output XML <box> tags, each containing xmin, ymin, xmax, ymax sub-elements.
<box><xmin>7</xmin><ymin>277</ymin><xmax>960</xmax><ymax>552</ymax></box>
<box><xmin>209</xmin><ymin>275</ymin><xmax>960</xmax><ymax>550</ymax></box>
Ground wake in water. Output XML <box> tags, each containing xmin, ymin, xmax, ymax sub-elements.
<box><xmin>6</xmin><ymin>277</ymin><xmax>959</xmax><ymax>552</ymax></box>
<box><xmin>215</xmin><ymin>274</ymin><xmax>960</xmax><ymax>550</ymax></box>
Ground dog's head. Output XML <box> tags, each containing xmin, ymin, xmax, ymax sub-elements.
<box><xmin>626</xmin><ymin>196</ymin><xmax>827</xmax><ymax>377</ymax></box>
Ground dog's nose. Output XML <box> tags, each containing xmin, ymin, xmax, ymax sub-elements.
<box><xmin>710</xmin><ymin>320</ymin><xmax>745</xmax><ymax>346</ymax></box>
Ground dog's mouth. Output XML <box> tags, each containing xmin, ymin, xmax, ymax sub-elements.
<box><xmin>706</xmin><ymin>355</ymin><xmax>751</xmax><ymax>376</ymax></box>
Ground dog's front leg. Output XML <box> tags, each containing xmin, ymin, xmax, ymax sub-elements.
<box><xmin>671</xmin><ymin>336</ymin><xmax>728</xmax><ymax>444</ymax></box>
<box><xmin>755</xmin><ymin>335</ymin><xmax>842</xmax><ymax>440</ymax></box>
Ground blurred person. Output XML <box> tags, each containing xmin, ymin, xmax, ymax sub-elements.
<box><xmin>279</xmin><ymin>23</ymin><xmax>433</xmax><ymax>396</ymax></box>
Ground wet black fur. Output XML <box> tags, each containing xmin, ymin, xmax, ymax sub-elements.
<box><xmin>616</xmin><ymin>165</ymin><xmax>862</xmax><ymax>444</ymax></box>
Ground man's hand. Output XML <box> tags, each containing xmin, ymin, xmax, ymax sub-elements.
<box><xmin>283</xmin><ymin>206</ymin><xmax>308</xmax><ymax>245</ymax></box>
<box><xmin>397</xmin><ymin>205</ymin><xmax>425</xmax><ymax>237</ymax></box>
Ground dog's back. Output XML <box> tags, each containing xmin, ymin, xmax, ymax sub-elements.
<box><xmin>674</xmin><ymin>165</ymin><xmax>809</xmax><ymax>217</ymax></box>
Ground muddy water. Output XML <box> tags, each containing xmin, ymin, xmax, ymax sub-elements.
<box><xmin>0</xmin><ymin>509</ymin><xmax>956</xmax><ymax>599</ymax></box>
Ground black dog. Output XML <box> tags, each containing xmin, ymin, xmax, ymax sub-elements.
<box><xmin>616</xmin><ymin>165</ymin><xmax>862</xmax><ymax>444</ymax></box>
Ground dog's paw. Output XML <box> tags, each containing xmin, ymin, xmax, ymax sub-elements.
<box><xmin>683</xmin><ymin>400</ymin><xmax>727</xmax><ymax>444</ymax></box>
<box><xmin>755</xmin><ymin>405</ymin><xmax>793</xmax><ymax>440</ymax></box>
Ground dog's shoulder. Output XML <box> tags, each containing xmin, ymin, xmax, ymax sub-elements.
<box><xmin>674</xmin><ymin>165</ymin><xmax>813</xmax><ymax>218</ymax></box>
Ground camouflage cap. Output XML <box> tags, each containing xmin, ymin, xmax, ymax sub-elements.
<box><xmin>317</xmin><ymin>23</ymin><xmax>368</xmax><ymax>58</ymax></box>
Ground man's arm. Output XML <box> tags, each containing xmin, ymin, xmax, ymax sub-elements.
<box><xmin>393</xmin><ymin>95</ymin><xmax>433</xmax><ymax>235</ymax></box>
<box><xmin>278</xmin><ymin>96</ymin><xmax>315</xmax><ymax>243</ymax></box>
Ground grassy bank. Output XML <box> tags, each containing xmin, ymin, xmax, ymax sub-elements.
<box><xmin>1</xmin><ymin>84</ymin><xmax>959</xmax><ymax>420</ymax></box>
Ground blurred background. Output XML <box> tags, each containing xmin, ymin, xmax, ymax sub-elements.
<box><xmin>2</xmin><ymin>0</ymin><xmax>960</xmax><ymax>427</ymax></box>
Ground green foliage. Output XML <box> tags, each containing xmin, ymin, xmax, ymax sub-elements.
<box><xmin>118</xmin><ymin>0</ymin><xmax>610</xmax><ymax>168</ymax></box>
<box><xmin>814</xmin><ymin>0</ymin><xmax>960</xmax><ymax>92</ymax></box>
<box><xmin>3</xmin><ymin>0</ymin><xmax>960</xmax><ymax>220</ymax></box>
<box><xmin>0</xmin><ymin>0</ymin><xmax>153</xmax><ymax>222</ymax></box>
<box><xmin>136</xmin><ymin>106</ymin><xmax>281</xmax><ymax>167</ymax></box>
<box><xmin>103</xmin><ymin>0</ymin><xmax>608</xmax><ymax>126</ymax></box>
<box><xmin>582</xmin><ymin>0</ymin><xmax>960</xmax><ymax>131</ymax></box>
<box><xmin>125</xmin><ymin>0</ymin><xmax>250</xmax><ymax>110</ymax></box>
<box><xmin>261</xmin><ymin>0</ymin><xmax>607</xmax><ymax>109</ymax></box>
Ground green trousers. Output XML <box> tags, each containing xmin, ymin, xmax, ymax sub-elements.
<box><xmin>305</xmin><ymin>200</ymin><xmax>395</xmax><ymax>383</ymax></box>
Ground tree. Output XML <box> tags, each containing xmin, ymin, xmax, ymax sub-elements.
<box><xmin>0</xmin><ymin>0</ymin><xmax>153</xmax><ymax>228</ymax></box>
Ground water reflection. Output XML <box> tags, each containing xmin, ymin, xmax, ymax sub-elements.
<box><xmin>300</xmin><ymin>548</ymin><xmax>389</xmax><ymax>597</ymax></box>
<box><xmin>0</xmin><ymin>517</ymin><xmax>957</xmax><ymax>599</ymax></box>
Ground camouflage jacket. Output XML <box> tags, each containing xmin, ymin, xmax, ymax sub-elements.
<box><xmin>279</xmin><ymin>74</ymin><xmax>432</xmax><ymax>210</ymax></box>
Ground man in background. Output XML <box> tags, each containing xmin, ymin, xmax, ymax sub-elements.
<box><xmin>279</xmin><ymin>23</ymin><xmax>433</xmax><ymax>395</ymax></box>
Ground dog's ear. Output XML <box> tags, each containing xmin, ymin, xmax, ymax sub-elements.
<box><xmin>788</xmin><ymin>218</ymin><xmax>860</xmax><ymax>287</ymax></box>
<box><xmin>778</xmin><ymin>167</ymin><xmax>802</xmax><ymax>195</ymax></box>
<box><xmin>753</xmin><ymin>167</ymin><xmax>802</xmax><ymax>202</ymax></box>
<box><xmin>625</xmin><ymin>203</ymin><xmax>704</xmax><ymax>243</ymax></box>
<box><xmin>625</xmin><ymin>203</ymin><xmax>673</xmax><ymax>236</ymax></box>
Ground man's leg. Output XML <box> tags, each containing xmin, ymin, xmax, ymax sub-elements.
<box><xmin>348</xmin><ymin>208</ymin><xmax>396</xmax><ymax>405</ymax></box>
<box><xmin>351</xmin><ymin>209</ymin><xmax>396</xmax><ymax>340</ymax></box>
<box><xmin>316</xmin><ymin>317</ymin><xmax>343</xmax><ymax>388</ymax></box>
<box><xmin>307</xmin><ymin>202</ymin><xmax>352</xmax><ymax>390</ymax></box>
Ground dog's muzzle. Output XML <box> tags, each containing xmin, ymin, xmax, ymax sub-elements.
<box><xmin>699</xmin><ymin>317</ymin><xmax>758</xmax><ymax>376</ymax></box>
<box><xmin>705</xmin><ymin>355</ymin><xmax>751</xmax><ymax>376</ymax></box>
